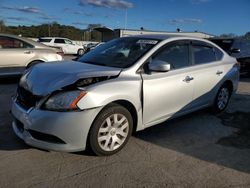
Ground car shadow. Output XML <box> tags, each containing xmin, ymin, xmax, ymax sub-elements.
<box><xmin>0</xmin><ymin>76</ymin><xmax>21</xmax><ymax>84</ymax></box>
<box><xmin>135</xmin><ymin>93</ymin><xmax>250</xmax><ymax>174</ymax></box>
<box><xmin>240</xmin><ymin>75</ymin><xmax>250</xmax><ymax>82</ymax></box>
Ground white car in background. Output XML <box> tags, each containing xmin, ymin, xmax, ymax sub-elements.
<box><xmin>38</xmin><ymin>37</ymin><xmax>85</xmax><ymax>56</ymax></box>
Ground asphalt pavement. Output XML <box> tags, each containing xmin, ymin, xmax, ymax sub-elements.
<box><xmin>0</xmin><ymin>75</ymin><xmax>250</xmax><ymax>188</ymax></box>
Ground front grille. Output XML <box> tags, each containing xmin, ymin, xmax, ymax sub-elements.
<box><xmin>16</xmin><ymin>86</ymin><xmax>42</xmax><ymax>110</ymax></box>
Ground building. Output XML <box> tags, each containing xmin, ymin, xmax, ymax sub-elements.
<box><xmin>93</xmin><ymin>28</ymin><xmax>215</xmax><ymax>42</ymax></box>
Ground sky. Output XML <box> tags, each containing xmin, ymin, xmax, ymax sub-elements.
<box><xmin>0</xmin><ymin>0</ymin><xmax>249</xmax><ymax>36</ymax></box>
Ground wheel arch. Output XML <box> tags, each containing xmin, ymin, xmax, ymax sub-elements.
<box><xmin>111</xmin><ymin>100</ymin><xmax>138</xmax><ymax>133</ymax></box>
<box><xmin>222</xmin><ymin>80</ymin><xmax>234</xmax><ymax>95</ymax></box>
<box><xmin>86</xmin><ymin>99</ymin><xmax>139</xmax><ymax>154</ymax></box>
<box><xmin>25</xmin><ymin>59</ymin><xmax>45</xmax><ymax>67</ymax></box>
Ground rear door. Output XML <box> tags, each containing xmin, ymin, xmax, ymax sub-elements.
<box><xmin>141</xmin><ymin>40</ymin><xmax>195</xmax><ymax>127</ymax></box>
<box><xmin>0</xmin><ymin>36</ymin><xmax>35</xmax><ymax>74</ymax></box>
<box><xmin>190</xmin><ymin>40</ymin><xmax>225</xmax><ymax>108</ymax></box>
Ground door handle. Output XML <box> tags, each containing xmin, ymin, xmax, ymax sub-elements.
<box><xmin>183</xmin><ymin>76</ymin><xmax>194</xmax><ymax>82</ymax></box>
<box><xmin>24</xmin><ymin>51</ymin><xmax>32</xmax><ymax>54</ymax></box>
<box><xmin>216</xmin><ymin>71</ymin><xmax>223</xmax><ymax>75</ymax></box>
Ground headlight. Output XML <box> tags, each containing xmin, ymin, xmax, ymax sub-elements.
<box><xmin>43</xmin><ymin>90</ymin><xmax>86</xmax><ymax>111</ymax></box>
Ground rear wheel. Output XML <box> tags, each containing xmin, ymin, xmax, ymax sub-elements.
<box><xmin>212</xmin><ymin>84</ymin><xmax>232</xmax><ymax>113</ymax></box>
<box><xmin>89</xmin><ymin>104</ymin><xmax>133</xmax><ymax>156</ymax></box>
<box><xmin>77</xmin><ymin>49</ymin><xmax>85</xmax><ymax>56</ymax></box>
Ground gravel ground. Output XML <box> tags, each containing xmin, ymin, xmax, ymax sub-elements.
<box><xmin>0</xmin><ymin>76</ymin><xmax>250</xmax><ymax>188</ymax></box>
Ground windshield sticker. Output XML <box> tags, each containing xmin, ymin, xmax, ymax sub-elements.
<box><xmin>137</xmin><ymin>40</ymin><xmax>158</xmax><ymax>45</ymax></box>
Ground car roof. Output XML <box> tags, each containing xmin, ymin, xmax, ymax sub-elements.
<box><xmin>40</xmin><ymin>37</ymin><xmax>70</xmax><ymax>40</ymax></box>
<box><xmin>125</xmin><ymin>34</ymin><xmax>209</xmax><ymax>41</ymax></box>
<box><xmin>0</xmin><ymin>33</ymin><xmax>51</xmax><ymax>48</ymax></box>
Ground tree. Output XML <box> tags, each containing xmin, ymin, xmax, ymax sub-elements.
<box><xmin>87</xmin><ymin>24</ymin><xmax>102</xmax><ymax>30</ymax></box>
<box><xmin>243</xmin><ymin>32</ymin><xmax>250</xmax><ymax>40</ymax></box>
<box><xmin>0</xmin><ymin>20</ymin><xmax>5</xmax><ymax>32</ymax></box>
<box><xmin>219</xmin><ymin>33</ymin><xmax>237</xmax><ymax>38</ymax></box>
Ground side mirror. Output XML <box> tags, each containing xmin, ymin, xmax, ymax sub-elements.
<box><xmin>148</xmin><ymin>60</ymin><xmax>171</xmax><ymax>72</ymax></box>
<box><xmin>230</xmin><ymin>48</ymin><xmax>240</xmax><ymax>53</ymax></box>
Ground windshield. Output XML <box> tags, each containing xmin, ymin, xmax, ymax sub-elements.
<box><xmin>78</xmin><ymin>37</ymin><xmax>160</xmax><ymax>68</ymax></box>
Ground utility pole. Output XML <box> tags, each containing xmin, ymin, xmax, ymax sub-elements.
<box><xmin>48</xmin><ymin>24</ymin><xmax>51</xmax><ymax>37</ymax></box>
<box><xmin>124</xmin><ymin>9</ymin><xmax>128</xmax><ymax>30</ymax></box>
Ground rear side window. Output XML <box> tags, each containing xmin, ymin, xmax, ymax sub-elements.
<box><xmin>192</xmin><ymin>45</ymin><xmax>216</xmax><ymax>64</ymax></box>
<box><xmin>214</xmin><ymin>47</ymin><xmax>224</xmax><ymax>60</ymax></box>
<box><xmin>0</xmin><ymin>36</ymin><xmax>33</xmax><ymax>49</ymax></box>
<box><xmin>153</xmin><ymin>43</ymin><xmax>189</xmax><ymax>70</ymax></box>
<box><xmin>38</xmin><ymin>38</ymin><xmax>52</xmax><ymax>43</ymax></box>
<box><xmin>54</xmin><ymin>39</ymin><xmax>65</xmax><ymax>44</ymax></box>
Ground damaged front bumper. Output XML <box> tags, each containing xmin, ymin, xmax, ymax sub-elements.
<box><xmin>11</xmin><ymin>97</ymin><xmax>102</xmax><ymax>152</ymax></box>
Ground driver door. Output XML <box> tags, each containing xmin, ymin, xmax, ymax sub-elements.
<box><xmin>64</xmin><ymin>39</ymin><xmax>76</xmax><ymax>54</ymax></box>
<box><xmin>141</xmin><ymin>41</ymin><xmax>195</xmax><ymax>127</ymax></box>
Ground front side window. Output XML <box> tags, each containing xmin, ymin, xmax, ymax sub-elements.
<box><xmin>152</xmin><ymin>43</ymin><xmax>189</xmax><ymax>70</ymax></box>
<box><xmin>0</xmin><ymin>36</ymin><xmax>33</xmax><ymax>49</ymax></box>
<box><xmin>65</xmin><ymin>39</ymin><xmax>73</xmax><ymax>45</ymax></box>
<box><xmin>192</xmin><ymin>45</ymin><xmax>216</xmax><ymax>64</ymax></box>
<box><xmin>78</xmin><ymin>37</ymin><xmax>160</xmax><ymax>68</ymax></box>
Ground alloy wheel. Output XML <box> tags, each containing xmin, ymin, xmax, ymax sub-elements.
<box><xmin>217</xmin><ymin>87</ymin><xmax>229</xmax><ymax>110</ymax></box>
<box><xmin>97</xmin><ymin>113</ymin><xmax>129</xmax><ymax>152</ymax></box>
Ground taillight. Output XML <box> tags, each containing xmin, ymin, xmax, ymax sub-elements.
<box><xmin>57</xmin><ymin>51</ymin><xmax>64</xmax><ymax>57</ymax></box>
<box><xmin>56</xmin><ymin>47</ymin><xmax>64</xmax><ymax>57</ymax></box>
<box><xmin>235</xmin><ymin>61</ymin><xmax>241</xmax><ymax>69</ymax></box>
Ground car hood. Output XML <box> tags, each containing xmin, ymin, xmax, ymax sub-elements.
<box><xmin>19</xmin><ymin>61</ymin><xmax>121</xmax><ymax>96</ymax></box>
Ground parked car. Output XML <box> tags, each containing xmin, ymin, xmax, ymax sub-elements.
<box><xmin>0</xmin><ymin>33</ymin><xmax>63</xmax><ymax>76</ymax></box>
<box><xmin>209</xmin><ymin>38</ymin><xmax>250</xmax><ymax>74</ymax></box>
<box><xmin>11</xmin><ymin>35</ymin><xmax>239</xmax><ymax>156</ymax></box>
<box><xmin>38</xmin><ymin>37</ymin><xmax>85</xmax><ymax>56</ymax></box>
<box><xmin>85</xmin><ymin>42</ymin><xmax>105</xmax><ymax>53</ymax></box>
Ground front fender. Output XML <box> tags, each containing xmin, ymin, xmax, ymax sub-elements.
<box><xmin>77</xmin><ymin>79</ymin><xmax>141</xmax><ymax>111</ymax></box>
<box><xmin>77</xmin><ymin>76</ymin><xmax>145</xmax><ymax>131</ymax></box>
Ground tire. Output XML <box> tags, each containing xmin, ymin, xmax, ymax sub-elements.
<box><xmin>212</xmin><ymin>83</ymin><xmax>232</xmax><ymax>114</ymax></box>
<box><xmin>77</xmin><ymin>49</ymin><xmax>85</xmax><ymax>56</ymax></box>
<box><xmin>89</xmin><ymin>104</ymin><xmax>133</xmax><ymax>156</ymax></box>
<box><xmin>26</xmin><ymin>60</ymin><xmax>43</xmax><ymax>69</ymax></box>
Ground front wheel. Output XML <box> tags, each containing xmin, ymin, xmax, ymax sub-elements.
<box><xmin>212</xmin><ymin>84</ymin><xmax>232</xmax><ymax>113</ymax></box>
<box><xmin>89</xmin><ymin>104</ymin><xmax>133</xmax><ymax>156</ymax></box>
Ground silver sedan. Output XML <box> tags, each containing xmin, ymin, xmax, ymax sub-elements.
<box><xmin>0</xmin><ymin>33</ymin><xmax>63</xmax><ymax>76</ymax></box>
<box><xmin>11</xmin><ymin>35</ymin><xmax>239</xmax><ymax>156</ymax></box>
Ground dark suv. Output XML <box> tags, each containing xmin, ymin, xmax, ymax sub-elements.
<box><xmin>209</xmin><ymin>38</ymin><xmax>250</xmax><ymax>74</ymax></box>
